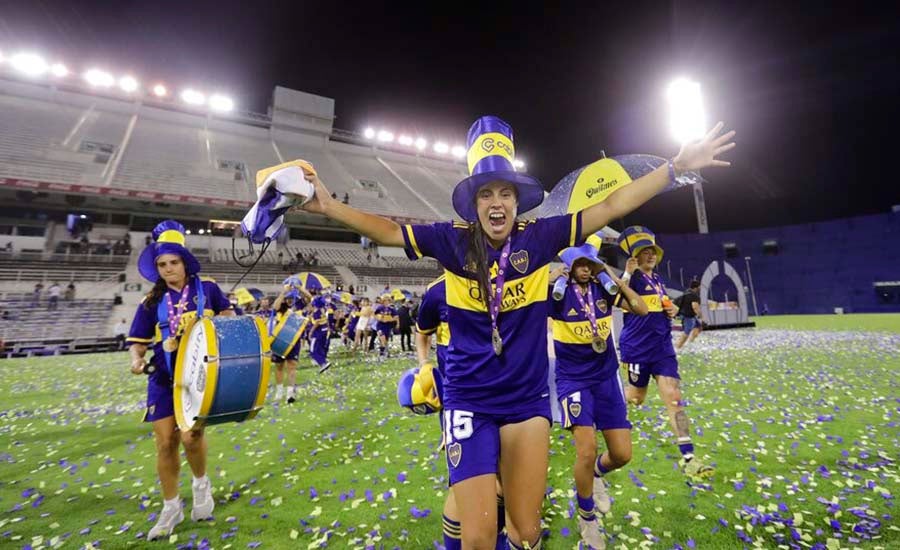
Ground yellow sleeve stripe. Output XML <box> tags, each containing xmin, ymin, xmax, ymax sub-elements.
<box><xmin>416</xmin><ymin>324</ymin><xmax>437</xmax><ymax>335</ymax></box>
<box><xmin>126</xmin><ymin>336</ymin><xmax>153</xmax><ymax>343</ymax></box>
<box><xmin>613</xmin><ymin>292</ymin><xmax>623</xmax><ymax>307</ymax></box>
<box><xmin>569</xmin><ymin>212</ymin><xmax>580</xmax><ymax>246</ymax></box>
<box><xmin>404</xmin><ymin>225</ymin><xmax>423</xmax><ymax>259</ymax></box>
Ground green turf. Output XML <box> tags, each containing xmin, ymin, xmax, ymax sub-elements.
<box><xmin>750</xmin><ymin>313</ymin><xmax>900</xmax><ymax>333</ymax></box>
<box><xmin>1</xmin><ymin>316</ymin><xmax>898</xmax><ymax>549</ymax></box>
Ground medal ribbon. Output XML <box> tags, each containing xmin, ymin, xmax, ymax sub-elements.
<box><xmin>488</xmin><ymin>237</ymin><xmax>512</xmax><ymax>339</ymax></box>
<box><xmin>165</xmin><ymin>283</ymin><xmax>191</xmax><ymax>337</ymax></box>
<box><xmin>572</xmin><ymin>282</ymin><xmax>600</xmax><ymax>339</ymax></box>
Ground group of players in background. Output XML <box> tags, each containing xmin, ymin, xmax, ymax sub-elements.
<box><xmin>128</xmin><ymin>114</ymin><xmax>734</xmax><ymax>548</ymax></box>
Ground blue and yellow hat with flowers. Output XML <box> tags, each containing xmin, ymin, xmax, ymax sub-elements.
<box><xmin>451</xmin><ymin>115</ymin><xmax>545</xmax><ymax>222</ymax></box>
<box><xmin>137</xmin><ymin>220</ymin><xmax>202</xmax><ymax>283</ymax></box>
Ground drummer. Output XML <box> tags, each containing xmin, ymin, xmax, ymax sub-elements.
<box><xmin>270</xmin><ymin>284</ymin><xmax>312</xmax><ymax>404</ymax></box>
<box><xmin>126</xmin><ymin>220</ymin><xmax>234</xmax><ymax>540</ymax></box>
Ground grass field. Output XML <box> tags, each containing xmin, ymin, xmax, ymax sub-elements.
<box><xmin>1</xmin><ymin>314</ymin><xmax>898</xmax><ymax>549</ymax></box>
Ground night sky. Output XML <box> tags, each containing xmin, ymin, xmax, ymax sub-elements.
<box><xmin>2</xmin><ymin>1</ymin><xmax>899</xmax><ymax>233</ymax></box>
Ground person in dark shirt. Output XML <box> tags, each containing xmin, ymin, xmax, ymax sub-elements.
<box><xmin>397</xmin><ymin>300</ymin><xmax>413</xmax><ymax>352</ymax></box>
<box><xmin>674</xmin><ymin>280</ymin><xmax>703</xmax><ymax>351</ymax></box>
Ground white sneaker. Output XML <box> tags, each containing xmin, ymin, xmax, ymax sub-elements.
<box><xmin>592</xmin><ymin>476</ymin><xmax>611</xmax><ymax>514</ymax></box>
<box><xmin>190</xmin><ymin>478</ymin><xmax>214</xmax><ymax>521</ymax></box>
<box><xmin>286</xmin><ymin>386</ymin><xmax>296</xmax><ymax>404</ymax></box>
<box><xmin>274</xmin><ymin>386</ymin><xmax>284</xmax><ymax>401</ymax></box>
<box><xmin>147</xmin><ymin>502</ymin><xmax>184</xmax><ymax>540</ymax></box>
<box><xmin>577</xmin><ymin>516</ymin><xmax>606</xmax><ymax>549</ymax></box>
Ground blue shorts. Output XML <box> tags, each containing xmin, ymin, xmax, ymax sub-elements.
<box><xmin>376</xmin><ymin>323</ymin><xmax>394</xmax><ymax>338</ymax></box>
<box><xmin>559</xmin><ymin>375</ymin><xmax>631</xmax><ymax>431</ymax></box>
<box><xmin>144</xmin><ymin>375</ymin><xmax>175</xmax><ymax>422</ymax></box>
<box><xmin>682</xmin><ymin>317</ymin><xmax>700</xmax><ymax>333</ymax></box>
<box><xmin>622</xmin><ymin>356</ymin><xmax>679</xmax><ymax>388</ymax></box>
<box><xmin>443</xmin><ymin>400</ymin><xmax>551</xmax><ymax>485</ymax></box>
<box><xmin>273</xmin><ymin>340</ymin><xmax>301</xmax><ymax>362</ymax></box>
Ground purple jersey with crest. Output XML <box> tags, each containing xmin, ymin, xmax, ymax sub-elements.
<box><xmin>614</xmin><ymin>270</ymin><xmax>675</xmax><ymax>363</ymax></box>
<box><xmin>401</xmin><ymin>213</ymin><xmax>583</xmax><ymax>416</ymax></box>
<box><xmin>416</xmin><ymin>276</ymin><xmax>449</xmax><ymax>380</ymax></box>
<box><xmin>549</xmin><ymin>280</ymin><xmax>618</xmax><ymax>398</ymax></box>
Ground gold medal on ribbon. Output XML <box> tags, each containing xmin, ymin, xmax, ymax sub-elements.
<box><xmin>591</xmin><ymin>334</ymin><xmax>607</xmax><ymax>354</ymax></box>
<box><xmin>162</xmin><ymin>336</ymin><xmax>179</xmax><ymax>353</ymax></box>
<box><xmin>491</xmin><ymin>327</ymin><xmax>503</xmax><ymax>356</ymax></box>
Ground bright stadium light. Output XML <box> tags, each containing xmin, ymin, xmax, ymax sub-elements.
<box><xmin>152</xmin><ymin>84</ymin><xmax>168</xmax><ymax>97</ymax></box>
<box><xmin>181</xmin><ymin>88</ymin><xmax>206</xmax><ymax>106</ymax></box>
<box><xmin>209</xmin><ymin>94</ymin><xmax>234</xmax><ymax>112</ymax></box>
<box><xmin>376</xmin><ymin>130</ymin><xmax>394</xmax><ymax>143</ymax></box>
<box><xmin>185</xmin><ymin>229</ymin><xmax>192</xmax><ymax>235</ymax></box>
<box><xmin>84</xmin><ymin>69</ymin><xmax>114</xmax><ymax>87</ymax></box>
<box><xmin>513</xmin><ymin>159</ymin><xmax>525</xmax><ymax>170</ymax></box>
<box><xmin>10</xmin><ymin>52</ymin><xmax>48</xmax><ymax>77</ymax></box>
<box><xmin>398</xmin><ymin>135</ymin><xmax>414</xmax><ymax>146</ymax></box>
<box><xmin>451</xmin><ymin>145</ymin><xmax>466</xmax><ymax>158</ymax></box>
<box><xmin>198</xmin><ymin>229</ymin><xmax>205</xmax><ymax>235</ymax></box>
<box><xmin>666</xmin><ymin>77</ymin><xmax>706</xmax><ymax>143</ymax></box>
<box><xmin>49</xmin><ymin>63</ymin><xmax>68</xmax><ymax>77</ymax></box>
<box><xmin>118</xmin><ymin>75</ymin><xmax>139</xmax><ymax>93</ymax></box>
<box><xmin>363</xmin><ymin>127</ymin><xmax>376</xmax><ymax>139</ymax></box>
<box><xmin>415</xmin><ymin>137</ymin><xmax>427</xmax><ymax>150</ymax></box>
<box><xmin>434</xmin><ymin>142</ymin><xmax>449</xmax><ymax>154</ymax></box>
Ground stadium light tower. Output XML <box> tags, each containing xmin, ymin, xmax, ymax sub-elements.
<box><xmin>50</xmin><ymin>63</ymin><xmax>69</xmax><ymax>78</ymax></box>
<box><xmin>666</xmin><ymin>78</ymin><xmax>706</xmax><ymax>144</ymax></box>
<box><xmin>363</xmin><ymin>127</ymin><xmax>376</xmax><ymax>139</ymax></box>
<box><xmin>181</xmin><ymin>88</ymin><xmax>206</xmax><ymax>106</ymax></box>
<box><xmin>398</xmin><ymin>135</ymin><xmax>414</xmax><ymax>146</ymax></box>
<box><xmin>414</xmin><ymin>137</ymin><xmax>427</xmax><ymax>151</ymax></box>
<box><xmin>451</xmin><ymin>145</ymin><xmax>466</xmax><ymax>158</ymax></box>
<box><xmin>10</xmin><ymin>52</ymin><xmax>48</xmax><ymax>77</ymax></box>
<box><xmin>152</xmin><ymin>84</ymin><xmax>168</xmax><ymax>97</ymax></box>
<box><xmin>666</xmin><ymin>77</ymin><xmax>710</xmax><ymax>234</ymax></box>
<box><xmin>84</xmin><ymin>69</ymin><xmax>114</xmax><ymax>87</ymax></box>
<box><xmin>209</xmin><ymin>94</ymin><xmax>234</xmax><ymax>112</ymax></box>
<box><xmin>118</xmin><ymin>75</ymin><xmax>139</xmax><ymax>93</ymax></box>
<box><xmin>376</xmin><ymin>130</ymin><xmax>394</xmax><ymax>143</ymax></box>
<box><xmin>433</xmin><ymin>142</ymin><xmax>449</xmax><ymax>154</ymax></box>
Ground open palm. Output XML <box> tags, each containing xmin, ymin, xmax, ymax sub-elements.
<box><xmin>674</xmin><ymin>122</ymin><xmax>736</xmax><ymax>173</ymax></box>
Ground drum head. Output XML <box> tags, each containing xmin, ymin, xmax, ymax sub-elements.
<box><xmin>174</xmin><ymin>318</ymin><xmax>215</xmax><ymax>431</ymax></box>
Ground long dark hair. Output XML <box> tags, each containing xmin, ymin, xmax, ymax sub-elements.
<box><xmin>144</xmin><ymin>278</ymin><xmax>168</xmax><ymax>309</ymax></box>
<box><xmin>465</xmin><ymin>223</ymin><xmax>493</xmax><ymax>311</ymax></box>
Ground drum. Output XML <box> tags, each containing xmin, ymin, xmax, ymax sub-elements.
<box><xmin>270</xmin><ymin>311</ymin><xmax>308</xmax><ymax>358</ymax></box>
<box><xmin>174</xmin><ymin>315</ymin><xmax>271</xmax><ymax>431</ymax></box>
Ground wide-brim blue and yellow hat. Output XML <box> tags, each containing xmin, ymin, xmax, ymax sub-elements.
<box><xmin>618</xmin><ymin>225</ymin><xmax>664</xmax><ymax>263</ymax></box>
<box><xmin>137</xmin><ymin>220</ymin><xmax>201</xmax><ymax>283</ymax></box>
<box><xmin>397</xmin><ymin>364</ymin><xmax>444</xmax><ymax>415</ymax></box>
<box><xmin>451</xmin><ymin>116</ymin><xmax>544</xmax><ymax>222</ymax></box>
<box><xmin>559</xmin><ymin>243</ymin><xmax>605</xmax><ymax>272</ymax></box>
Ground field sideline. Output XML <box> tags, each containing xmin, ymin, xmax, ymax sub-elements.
<box><xmin>1</xmin><ymin>314</ymin><xmax>898</xmax><ymax>549</ymax></box>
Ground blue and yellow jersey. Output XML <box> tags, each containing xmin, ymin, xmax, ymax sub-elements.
<box><xmin>549</xmin><ymin>280</ymin><xmax>618</xmax><ymax>395</ymax></box>
<box><xmin>327</xmin><ymin>305</ymin><xmax>337</xmax><ymax>331</ymax></box>
<box><xmin>401</xmin><ymin>213</ymin><xmax>583</xmax><ymax>415</ymax></box>
<box><xmin>374</xmin><ymin>304</ymin><xmax>398</xmax><ymax>325</ymax></box>
<box><xmin>416</xmin><ymin>276</ymin><xmax>450</xmax><ymax>377</ymax></box>
<box><xmin>127</xmin><ymin>277</ymin><xmax>232</xmax><ymax>380</ymax></box>
<box><xmin>614</xmin><ymin>270</ymin><xmax>675</xmax><ymax>362</ymax></box>
<box><xmin>310</xmin><ymin>306</ymin><xmax>329</xmax><ymax>335</ymax></box>
<box><xmin>345</xmin><ymin>304</ymin><xmax>360</xmax><ymax>331</ymax></box>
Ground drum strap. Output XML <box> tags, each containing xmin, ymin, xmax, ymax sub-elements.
<box><xmin>156</xmin><ymin>276</ymin><xmax>206</xmax><ymax>377</ymax></box>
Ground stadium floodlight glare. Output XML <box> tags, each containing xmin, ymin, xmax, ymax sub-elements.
<box><xmin>118</xmin><ymin>75</ymin><xmax>139</xmax><ymax>93</ymax></box>
<box><xmin>152</xmin><ymin>84</ymin><xmax>168</xmax><ymax>97</ymax></box>
<box><xmin>513</xmin><ymin>159</ymin><xmax>525</xmax><ymax>170</ymax></box>
<box><xmin>84</xmin><ymin>69</ymin><xmax>115</xmax><ymax>87</ymax></box>
<box><xmin>666</xmin><ymin>77</ymin><xmax>706</xmax><ymax>144</ymax></box>
<box><xmin>181</xmin><ymin>88</ymin><xmax>206</xmax><ymax>106</ymax></box>
<box><xmin>415</xmin><ymin>137</ymin><xmax>427</xmax><ymax>150</ymax></box>
<box><xmin>10</xmin><ymin>52</ymin><xmax>48</xmax><ymax>77</ymax></box>
<box><xmin>363</xmin><ymin>127</ymin><xmax>376</xmax><ymax>139</ymax></box>
<box><xmin>451</xmin><ymin>145</ymin><xmax>466</xmax><ymax>158</ymax></box>
<box><xmin>376</xmin><ymin>130</ymin><xmax>394</xmax><ymax>143</ymax></box>
<box><xmin>50</xmin><ymin>63</ymin><xmax>68</xmax><ymax>77</ymax></box>
<box><xmin>398</xmin><ymin>135</ymin><xmax>414</xmax><ymax>146</ymax></box>
<box><xmin>198</xmin><ymin>229</ymin><xmax>205</xmax><ymax>235</ymax></box>
<box><xmin>185</xmin><ymin>229</ymin><xmax>192</xmax><ymax>235</ymax></box>
<box><xmin>209</xmin><ymin>94</ymin><xmax>234</xmax><ymax>112</ymax></box>
<box><xmin>433</xmin><ymin>142</ymin><xmax>449</xmax><ymax>154</ymax></box>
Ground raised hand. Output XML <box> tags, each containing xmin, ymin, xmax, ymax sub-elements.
<box><xmin>672</xmin><ymin>122</ymin><xmax>736</xmax><ymax>173</ymax></box>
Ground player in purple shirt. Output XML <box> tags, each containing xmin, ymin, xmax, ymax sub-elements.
<box><xmin>374</xmin><ymin>294</ymin><xmax>399</xmax><ymax>359</ymax></box>
<box><xmin>548</xmin><ymin>244</ymin><xmax>647</xmax><ymax>547</ymax></box>
<box><xmin>615</xmin><ymin>226</ymin><xmax>714</xmax><ymax>479</ymax></box>
<box><xmin>126</xmin><ymin>221</ymin><xmax>233</xmax><ymax>540</ymax></box>
<box><xmin>294</xmin><ymin>116</ymin><xmax>734</xmax><ymax>548</ymax></box>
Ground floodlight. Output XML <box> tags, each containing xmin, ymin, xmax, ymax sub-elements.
<box><xmin>415</xmin><ymin>137</ymin><xmax>427</xmax><ymax>150</ymax></box>
<box><xmin>209</xmin><ymin>94</ymin><xmax>234</xmax><ymax>112</ymax></box>
<box><xmin>433</xmin><ymin>142</ymin><xmax>449</xmax><ymax>154</ymax></box>
<box><xmin>119</xmin><ymin>75</ymin><xmax>138</xmax><ymax>93</ymax></box>
<box><xmin>152</xmin><ymin>84</ymin><xmax>167</xmax><ymax>97</ymax></box>
<box><xmin>84</xmin><ymin>69</ymin><xmax>114</xmax><ymax>87</ymax></box>
<box><xmin>376</xmin><ymin>130</ymin><xmax>394</xmax><ymax>143</ymax></box>
<box><xmin>666</xmin><ymin>78</ymin><xmax>706</xmax><ymax>143</ymax></box>
<box><xmin>398</xmin><ymin>135</ymin><xmax>413</xmax><ymax>146</ymax></box>
<box><xmin>50</xmin><ymin>63</ymin><xmax>68</xmax><ymax>77</ymax></box>
<box><xmin>181</xmin><ymin>88</ymin><xmax>206</xmax><ymax>105</ymax></box>
<box><xmin>10</xmin><ymin>52</ymin><xmax>48</xmax><ymax>77</ymax></box>
<box><xmin>363</xmin><ymin>127</ymin><xmax>376</xmax><ymax>139</ymax></box>
<box><xmin>451</xmin><ymin>145</ymin><xmax>466</xmax><ymax>158</ymax></box>
<box><xmin>513</xmin><ymin>159</ymin><xmax>525</xmax><ymax>170</ymax></box>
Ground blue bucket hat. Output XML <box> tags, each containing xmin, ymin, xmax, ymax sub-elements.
<box><xmin>559</xmin><ymin>243</ymin><xmax>605</xmax><ymax>271</ymax></box>
<box><xmin>618</xmin><ymin>225</ymin><xmax>664</xmax><ymax>263</ymax></box>
<box><xmin>137</xmin><ymin>220</ymin><xmax>202</xmax><ymax>283</ymax></box>
<box><xmin>451</xmin><ymin>116</ymin><xmax>544</xmax><ymax>222</ymax></box>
